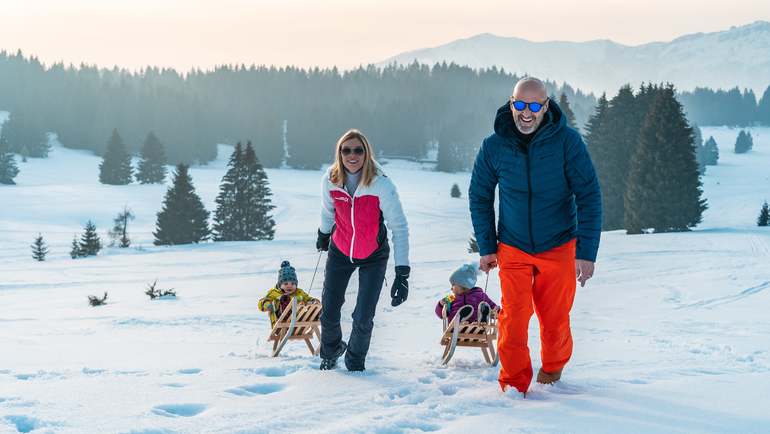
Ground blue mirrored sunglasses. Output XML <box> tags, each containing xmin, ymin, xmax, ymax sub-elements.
<box><xmin>511</xmin><ymin>99</ymin><xmax>547</xmax><ymax>113</ymax></box>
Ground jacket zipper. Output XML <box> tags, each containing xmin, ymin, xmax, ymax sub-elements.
<box><xmin>525</xmin><ymin>153</ymin><xmax>535</xmax><ymax>251</ymax></box>
<box><xmin>349</xmin><ymin>191</ymin><xmax>356</xmax><ymax>263</ymax></box>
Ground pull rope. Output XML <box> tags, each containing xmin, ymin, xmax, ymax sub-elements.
<box><xmin>307</xmin><ymin>250</ymin><xmax>324</xmax><ymax>294</ymax></box>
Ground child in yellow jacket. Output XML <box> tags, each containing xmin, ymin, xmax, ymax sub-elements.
<box><xmin>258</xmin><ymin>261</ymin><xmax>319</xmax><ymax>326</ymax></box>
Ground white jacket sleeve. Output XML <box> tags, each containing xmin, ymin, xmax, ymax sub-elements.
<box><xmin>320</xmin><ymin>171</ymin><xmax>335</xmax><ymax>234</ymax></box>
<box><xmin>379</xmin><ymin>176</ymin><xmax>410</xmax><ymax>267</ymax></box>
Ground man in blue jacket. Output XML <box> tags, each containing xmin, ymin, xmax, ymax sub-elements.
<box><xmin>469</xmin><ymin>77</ymin><xmax>602</xmax><ymax>395</ymax></box>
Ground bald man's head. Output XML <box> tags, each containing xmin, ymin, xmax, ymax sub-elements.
<box><xmin>511</xmin><ymin>77</ymin><xmax>549</xmax><ymax>134</ymax></box>
<box><xmin>513</xmin><ymin>77</ymin><xmax>547</xmax><ymax>99</ymax></box>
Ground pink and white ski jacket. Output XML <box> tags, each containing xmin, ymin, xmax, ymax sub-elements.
<box><xmin>320</xmin><ymin>165</ymin><xmax>409</xmax><ymax>266</ymax></box>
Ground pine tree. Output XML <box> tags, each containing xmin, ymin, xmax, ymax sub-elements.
<box><xmin>605</xmin><ymin>85</ymin><xmax>645</xmax><ymax>230</ymax></box>
<box><xmin>242</xmin><ymin>141</ymin><xmax>276</xmax><ymax>240</ymax></box>
<box><xmin>31</xmin><ymin>134</ymin><xmax>52</xmax><ymax>158</ymax></box>
<box><xmin>79</xmin><ymin>220</ymin><xmax>102</xmax><ymax>256</ymax></box>
<box><xmin>31</xmin><ymin>233</ymin><xmax>48</xmax><ymax>261</ymax></box>
<box><xmin>559</xmin><ymin>93</ymin><xmax>578</xmax><ymax>130</ymax></box>
<box><xmin>734</xmin><ymin>130</ymin><xmax>754</xmax><ymax>154</ymax></box>
<box><xmin>436</xmin><ymin>141</ymin><xmax>463</xmax><ymax>173</ymax></box>
<box><xmin>703</xmin><ymin>136</ymin><xmax>719</xmax><ymax>166</ymax></box>
<box><xmin>624</xmin><ymin>85</ymin><xmax>707</xmax><ymax>234</ymax></box>
<box><xmin>154</xmin><ymin>164</ymin><xmax>210</xmax><ymax>245</ymax></box>
<box><xmin>759</xmin><ymin>85</ymin><xmax>770</xmax><ymax>126</ymax></box>
<box><xmin>70</xmin><ymin>234</ymin><xmax>82</xmax><ymax>259</ymax></box>
<box><xmin>758</xmin><ymin>201</ymin><xmax>770</xmax><ymax>227</ymax></box>
<box><xmin>745</xmin><ymin>131</ymin><xmax>753</xmax><ymax>151</ymax></box>
<box><xmin>583</xmin><ymin>93</ymin><xmax>620</xmax><ymax>229</ymax></box>
<box><xmin>212</xmin><ymin>142</ymin><xmax>243</xmax><ymax>241</ymax></box>
<box><xmin>0</xmin><ymin>132</ymin><xmax>19</xmax><ymax>185</ymax></box>
<box><xmin>136</xmin><ymin>132</ymin><xmax>168</xmax><ymax>184</ymax></box>
<box><xmin>468</xmin><ymin>234</ymin><xmax>479</xmax><ymax>253</ymax></box>
<box><xmin>1</xmin><ymin>110</ymin><xmax>49</xmax><ymax>157</ymax></box>
<box><xmin>692</xmin><ymin>124</ymin><xmax>707</xmax><ymax>174</ymax></box>
<box><xmin>450</xmin><ymin>183</ymin><xmax>461</xmax><ymax>198</ymax></box>
<box><xmin>109</xmin><ymin>206</ymin><xmax>135</xmax><ymax>248</ymax></box>
<box><xmin>99</xmin><ymin>129</ymin><xmax>133</xmax><ymax>185</ymax></box>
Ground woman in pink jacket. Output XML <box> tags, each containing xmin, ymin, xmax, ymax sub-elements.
<box><xmin>315</xmin><ymin>129</ymin><xmax>410</xmax><ymax>372</ymax></box>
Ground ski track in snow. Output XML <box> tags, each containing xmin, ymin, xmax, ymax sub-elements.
<box><xmin>2</xmin><ymin>128</ymin><xmax>770</xmax><ymax>433</ymax></box>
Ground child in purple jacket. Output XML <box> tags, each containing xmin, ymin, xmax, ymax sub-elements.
<box><xmin>435</xmin><ymin>263</ymin><xmax>500</xmax><ymax>323</ymax></box>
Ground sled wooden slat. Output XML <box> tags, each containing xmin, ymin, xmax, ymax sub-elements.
<box><xmin>295</xmin><ymin>303</ymin><xmax>322</xmax><ymax>336</ymax></box>
<box><xmin>440</xmin><ymin>312</ymin><xmax>499</xmax><ymax>366</ymax></box>
<box><xmin>268</xmin><ymin>302</ymin><xmax>322</xmax><ymax>357</ymax></box>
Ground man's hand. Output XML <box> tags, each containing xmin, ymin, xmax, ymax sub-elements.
<box><xmin>575</xmin><ymin>259</ymin><xmax>595</xmax><ymax>287</ymax></box>
<box><xmin>479</xmin><ymin>254</ymin><xmax>498</xmax><ymax>272</ymax></box>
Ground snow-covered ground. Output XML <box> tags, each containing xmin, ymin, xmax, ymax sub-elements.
<box><xmin>1</xmin><ymin>127</ymin><xmax>769</xmax><ymax>434</ymax></box>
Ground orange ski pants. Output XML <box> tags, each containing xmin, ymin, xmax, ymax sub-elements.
<box><xmin>497</xmin><ymin>239</ymin><xmax>577</xmax><ymax>393</ymax></box>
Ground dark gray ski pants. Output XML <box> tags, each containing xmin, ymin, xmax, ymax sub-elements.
<box><xmin>320</xmin><ymin>242</ymin><xmax>388</xmax><ymax>369</ymax></box>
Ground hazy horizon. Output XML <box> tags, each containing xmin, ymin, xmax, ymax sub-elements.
<box><xmin>1</xmin><ymin>0</ymin><xmax>769</xmax><ymax>72</ymax></box>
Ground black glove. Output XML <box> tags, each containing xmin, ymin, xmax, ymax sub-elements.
<box><xmin>390</xmin><ymin>265</ymin><xmax>410</xmax><ymax>307</ymax></box>
<box><xmin>316</xmin><ymin>230</ymin><xmax>331</xmax><ymax>252</ymax></box>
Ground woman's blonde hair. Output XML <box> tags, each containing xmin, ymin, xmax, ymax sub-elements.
<box><xmin>329</xmin><ymin>129</ymin><xmax>378</xmax><ymax>188</ymax></box>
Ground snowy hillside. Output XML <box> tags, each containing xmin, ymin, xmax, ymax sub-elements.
<box><xmin>381</xmin><ymin>21</ymin><xmax>770</xmax><ymax>96</ymax></box>
<box><xmin>1</xmin><ymin>128</ymin><xmax>770</xmax><ymax>433</ymax></box>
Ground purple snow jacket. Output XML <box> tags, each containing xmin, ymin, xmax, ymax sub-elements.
<box><xmin>434</xmin><ymin>287</ymin><xmax>499</xmax><ymax>321</ymax></box>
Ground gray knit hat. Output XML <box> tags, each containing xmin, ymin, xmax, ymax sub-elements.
<box><xmin>277</xmin><ymin>260</ymin><xmax>298</xmax><ymax>286</ymax></box>
<box><xmin>449</xmin><ymin>263</ymin><xmax>478</xmax><ymax>289</ymax></box>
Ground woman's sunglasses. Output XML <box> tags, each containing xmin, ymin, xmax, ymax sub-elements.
<box><xmin>510</xmin><ymin>99</ymin><xmax>547</xmax><ymax>113</ymax></box>
<box><xmin>341</xmin><ymin>147</ymin><xmax>365</xmax><ymax>156</ymax></box>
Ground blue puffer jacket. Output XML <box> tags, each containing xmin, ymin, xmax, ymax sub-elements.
<box><xmin>469</xmin><ymin>100</ymin><xmax>602</xmax><ymax>261</ymax></box>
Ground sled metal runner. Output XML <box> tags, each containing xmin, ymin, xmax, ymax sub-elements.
<box><xmin>440</xmin><ymin>307</ymin><xmax>499</xmax><ymax>366</ymax></box>
<box><xmin>269</xmin><ymin>298</ymin><xmax>323</xmax><ymax>357</ymax></box>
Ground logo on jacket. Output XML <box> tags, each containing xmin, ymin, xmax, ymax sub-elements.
<box><xmin>333</xmin><ymin>196</ymin><xmax>350</xmax><ymax>203</ymax></box>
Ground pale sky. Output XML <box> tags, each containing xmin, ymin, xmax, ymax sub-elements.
<box><xmin>1</xmin><ymin>0</ymin><xmax>769</xmax><ymax>72</ymax></box>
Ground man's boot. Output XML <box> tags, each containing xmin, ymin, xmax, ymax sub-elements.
<box><xmin>536</xmin><ymin>368</ymin><xmax>562</xmax><ymax>384</ymax></box>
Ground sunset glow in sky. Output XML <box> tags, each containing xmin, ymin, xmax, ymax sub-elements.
<box><xmin>2</xmin><ymin>0</ymin><xmax>769</xmax><ymax>71</ymax></box>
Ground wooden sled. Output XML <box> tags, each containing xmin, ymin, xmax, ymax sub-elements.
<box><xmin>268</xmin><ymin>297</ymin><xmax>323</xmax><ymax>357</ymax></box>
<box><xmin>440</xmin><ymin>304</ymin><xmax>499</xmax><ymax>366</ymax></box>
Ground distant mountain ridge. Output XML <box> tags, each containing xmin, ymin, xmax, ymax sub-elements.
<box><xmin>381</xmin><ymin>21</ymin><xmax>770</xmax><ymax>95</ymax></box>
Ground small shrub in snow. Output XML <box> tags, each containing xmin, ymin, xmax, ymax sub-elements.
<box><xmin>72</xmin><ymin>221</ymin><xmax>102</xmax><ymax>258</ymax></box>
<box><xmin>31</xmin><ymin>233</ymin><xmax>48</xmax><ymax>261</ymax></box>
<box><xmin>468</xmin><ymin>235</ymin><xmax>479</xmax><ymax>253</ymax></box>
<box><xmin>450</xmin><ymin>183</ymin><xmax>461</xmax><ymax>198</ymax></box>
<box><xmin>145</xmin><ymin>280</ymin><xmax>176</xmax><ymax>299</ymax></box>
<box><xmin>758</xmin><ymin>201</ymin><xmax>770</xmax><ymax>227</ymax></box>
<box><xmin>0</xmin><ymin>133</ymin><xmax>19</xmax><ymax>185</ymax></box>
<box><xmin>88</xmin><ymin>292</ymin><xmax>108</xmax><ymax>306</ymax></box>
<box><xmin>70</xmin><ymin>235</ymin><xmax>82</xmax><ymax>258</ymax></box>
<box><xmin>109</xmin><ymin>206</ymin><xmax>134</xmax><ymax>248</ymax></box>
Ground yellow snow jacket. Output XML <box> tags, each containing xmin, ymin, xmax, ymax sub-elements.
<box><xmin>258</xmin><ymin>287</ymin><xmax>317</xmax><ymax>325</ymax></box>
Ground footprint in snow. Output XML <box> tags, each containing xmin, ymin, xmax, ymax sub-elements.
<box><xmin>241</xmin><ymin>365</ymin><xmax>302</xmax><ymax>377</ymax></box>
<box><xmin>438</xmin><ymin>384</ymin><xmax>458</xmax><ymax>396</ymax></box>
<box><xmin>151</xmin><ymin>403</ymin><xmax>207</xmax><ymax>418</ymax></box>
<box><xmin>121</xmin><ymin>429</ymin><xmax>177</xmax><ymax>434</ymax></box>
<box><xmin>3</xmin><ymin>415</ymin><xmax>55</xmax><ymax>433</ymax></box>
<box><xmin>177</xmin><ymin>368</ymin><xmax>202</xmax><ymax>375</ymax></box>
<box><xmin>225</xmin><ymin>383</ymin><xmax>285</xmax><ymax>396</ymax></box>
